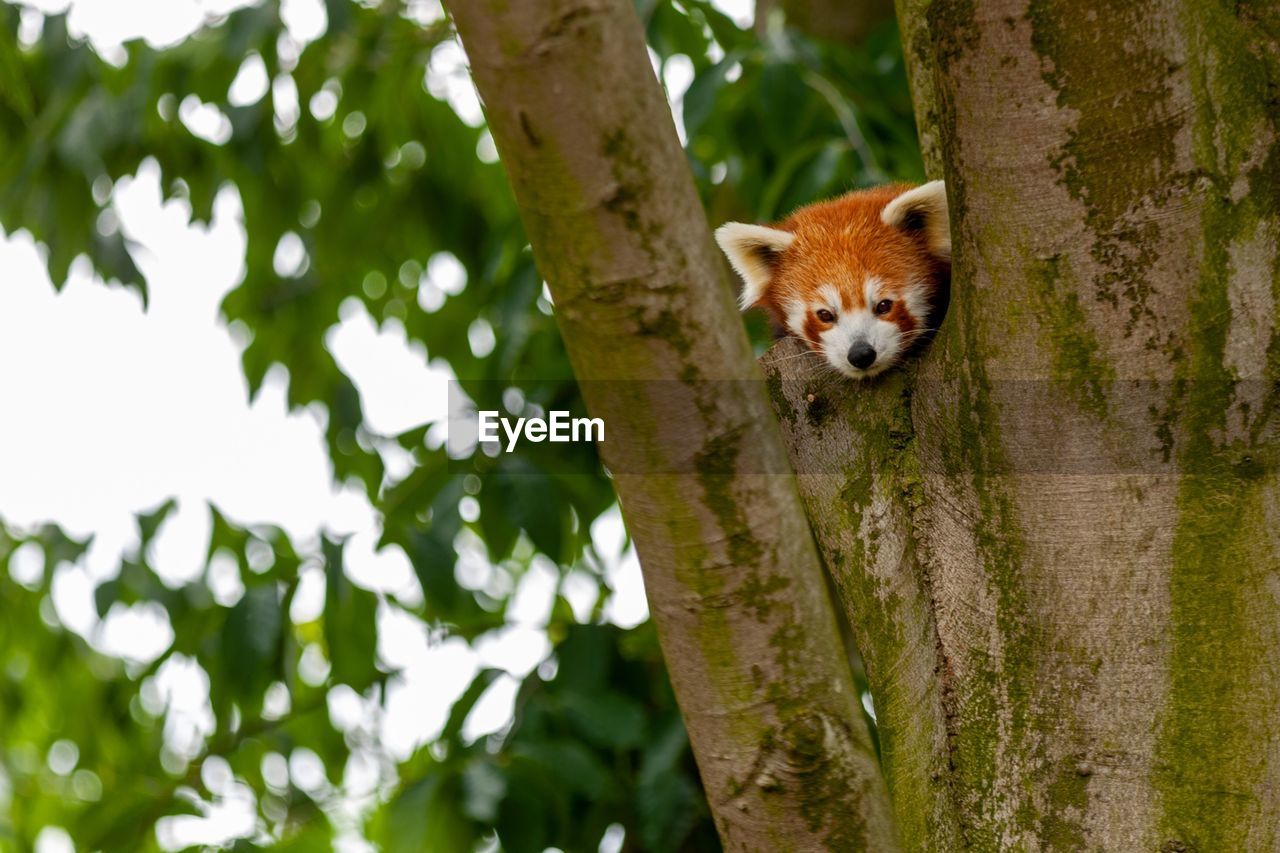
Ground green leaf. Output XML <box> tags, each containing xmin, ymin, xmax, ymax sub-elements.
<box><xmin>93</xmin><ymin>579</ymin><xmax>120</xmax><ymax>618</ymax></box>
<box><xmin>136</xmin><ymin>498</ymin><xmax>177</xmax><ymax>546</ymax></box>
<box><xmin>637</xmin><ymin>716</ymin><xmax>701</xmax><ymax>850</ymax></box>
<box><xmin>441</xmin><ymin>668</ymin><xmax>501</xmax><ymax>745</ymax></box>
<box><xmin>554</xmin><ymin>624</ymin><xmax>612</xmax><ymax>690</ymax></box>
<box><xmin>220</xmin><ymin>583</ymin><xmax>282</xmax><ymax>706</ymax></box>
<box><xmin>375</xmin><ymin>771</ymin><xmax>477</xmax><ymax>853</ymax></box>
<box><xmin>0</xmin><ymin>9</ymin><xmax>34</xmax><ymax>120</ymax></box>
<box><xmin>683</xmin><ymin>55</ymin><xmax>737</xmax><ymax>140</ymax></box>
<box><xmin>494</xmin><ymin>771</ymin><xmax>556</xmax><ymax>853</ymax></box>
<box><xmin>322</xmin><ymin>537</ymin><xmax>379</xmax><ymax>692</ymax></box>
<box><xmin>511</xmin><ymin>738</ymin><xmax>617</xmax><ymax>798</ymax></box>
<box><xmin>559</xmin><ymin>689</ymin><xmax>647</xmax><ymax>750</ymax></box>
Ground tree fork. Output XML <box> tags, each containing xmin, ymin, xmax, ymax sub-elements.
<box><xmin>445</xmin><ymin>1</ymin><xmax>899</xmax><ymax>848</ymax></box>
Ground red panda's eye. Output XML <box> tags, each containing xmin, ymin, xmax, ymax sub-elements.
<box><xmin>816</xmin><ymin>309</ymin><xmax>835</xmax><ymax>323</ymax></box>
<box><xmin>874</xmin><ymin>299</ymin><xmax>894</xmax><ymax>316</ymax></box>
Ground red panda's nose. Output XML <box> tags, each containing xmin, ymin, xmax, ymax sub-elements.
<box><xmin>848</xmin><ymin>342</ymin><xmax>877</xmax><ymax>370</ymax></box>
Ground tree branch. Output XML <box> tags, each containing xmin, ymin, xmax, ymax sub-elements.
<box><xmin>444</xmin><ymin>1</ymin><xmax>900</xmax><ymax>848</ymax></box>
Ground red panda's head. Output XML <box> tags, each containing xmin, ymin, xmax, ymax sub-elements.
<box><xmin>715</xmin><ymin>181</ymin><xmax>951</xmax><ymax>379</ymax></box>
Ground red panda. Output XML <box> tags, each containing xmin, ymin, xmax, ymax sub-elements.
<box><xmin>715</xmin><ymin>181</ymin><xmax>951</xmax><ymax>379</ymax></box>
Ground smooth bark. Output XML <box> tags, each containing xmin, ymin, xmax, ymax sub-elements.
<box><xmin>920</xmin><ymin>2</ymin><xmax>1280</xmax><ymax>847</ymax></box>
<box><xmin>762</xmin><ymin>345</ymin><xmax>964</xmax><ymax>851</ymax></box>
<box><xmin>445</xmin><ymin>1</ymin><xmax>899</xmax><ymax>848</ymax></box>
<box><xmin>768</xmin><ymin>0</ymin><xmax>1280</xmax><ymax>848</ymax></box>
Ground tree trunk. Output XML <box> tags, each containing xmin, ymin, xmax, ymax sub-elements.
<box><xmin>768</xmin><ymin>0</ymin><xmax>1280</xmax><ymax>848</ymax></box>
<box><xmin>444</xmin><ymin>2</ymin><xmax>899</xmax><ymax>848</ymax></box>
<box><xmin>763</xmin><ymin>346</ymin><xmax>965</xmax><ymax>850</ymax></box>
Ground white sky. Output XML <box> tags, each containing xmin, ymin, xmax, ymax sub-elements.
<box><xmin>0</xmin><ymin>0</ymin><xmax>754</xmax><ymax>848</ymax></box>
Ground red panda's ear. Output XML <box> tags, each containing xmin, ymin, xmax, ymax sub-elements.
<box><xmin>714</xmin><ymin>223</ymin><xmax>795</xmax><ymax>311</ymax></box>
<box><xmin>881</xmin><ymin>180</ymin><xmax>951</xmax><ymax>263</ymax></box>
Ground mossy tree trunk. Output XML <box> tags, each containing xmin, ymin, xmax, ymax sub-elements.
<box><xmin>445</xmin><ymin>2</ymin><xmax>900</xmax><ymax>849</ymax></box>
<box><xmin>768</xmin><ymin>0</ymin><xmax>1280</xmax><ymax>848</ymax></box>
<box><xmin>450</xmin><ymin>0</ymin><xmax>1279</xmax><ymax>847</ymax></box>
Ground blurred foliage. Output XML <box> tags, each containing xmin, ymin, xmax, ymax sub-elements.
<box><xmin>0</xmin><ymin>0</ymin><xmax>918</xmax><ymax>849</ymax></box>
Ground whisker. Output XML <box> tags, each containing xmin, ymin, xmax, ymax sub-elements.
<box><xmin>768</xmin><ymin>349</ymin><xmax>825</xmax><ymax>364</ymax></box>
<box><xmin>795</xmin><ymin>358</ymin><xmax>832</xmax><ymax>375</ymax></box>
<box><xmin>898</xmin><ymin>330</ymin><xmax>939</xmax><ymax>342</ymax></box>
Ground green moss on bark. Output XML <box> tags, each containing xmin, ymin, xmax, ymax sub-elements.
<box><xmin>1028</xmin><ymin>253</ymin><xmax>1115</xmax><ymax>417</ymax></box>
<box><xmin>1027</xmin><ymin>0</ymin><xmax>1184</xmax><ymax>348</ymax></box>
<box><xmin>1150</xmin><ymin>3</ymin><xmax>1280</xmax><ymax>848</ymax></box>
<box><xmin>900</xmin><ymin>0</ymin><xmax>1280</xmax><ymax>846</ymax></box>
<box><xmin>1042</xmin><ymin>762</ymin><xmax>1089</xmax><ymax>849</ymax></box>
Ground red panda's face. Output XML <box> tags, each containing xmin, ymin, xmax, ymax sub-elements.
<box><xmin>716</xmin><ymin>182</ymin><xmax>951</xmax><ymax>379</ymax></box>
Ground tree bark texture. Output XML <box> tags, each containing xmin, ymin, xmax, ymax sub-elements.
<box><xmin>762</xmin><ymin>347</ymin><xmax>964</xmax><ymax>851</ymax></box>
<box><xmin>768</xmin><ymin>1</ymin><xmax>1280</xmax><ymax>849</ymax></box>
<box><xmin>445</xmin><ymin>1</ymin><xmax>899</xmax><ymax>848</ymax></box>
<box><xmin>892</xmin><ymin>0</ymin><xmax>944</xmax><ymax>177</ymax></box>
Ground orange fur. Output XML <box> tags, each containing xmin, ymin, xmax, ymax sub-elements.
<box><xmin>717</xmin><ymin>182</ymin><xmax>951</xmax><ymax>378</ymax></box>
<box><xmin>758</xmin><ymin>185</ymin><xmax>943</xmax><ymax>333</ymax></box>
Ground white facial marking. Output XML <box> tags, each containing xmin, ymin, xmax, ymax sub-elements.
<box><xmin>813</xmin><ymin>276</ymin><xmax>904</xmax><ymax>380</ymax></box>
<box><xmin>902</xmin><ymin>279</ymin><xmax>929</xmax><ymax>332</ymax></box>
<box><xmin>784</xmin><ymin>297</ymin><xmax>809</xmax><ymax>341</ymax></box>
<box><xmin>818</xmin><ymin>283</ymin><xmax>842</xmax><ymax>313</ymax></box>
